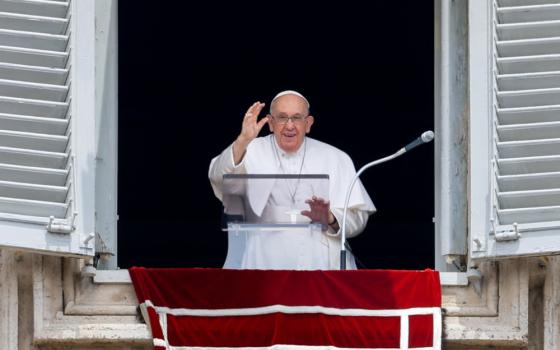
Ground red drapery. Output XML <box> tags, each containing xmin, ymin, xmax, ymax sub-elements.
<box><xmin>129</xmin><ymin>268</ymin><xmax>441</xmax><ymax>350</ymax></box>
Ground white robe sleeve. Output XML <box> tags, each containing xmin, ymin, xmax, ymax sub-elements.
<box><xmin>324</xmin><ymin>144</ymin><xmax>376</xmax><ymax>239</ymax></box>
<box><xmin>208</xmin><ymin>143</ymin><xmax>246</xmax><ymax>201</ymax></box>
<box><xmin>327</xmin><ymin>207</ymin><xmax>369</xmax><ymax>238</ymax></box>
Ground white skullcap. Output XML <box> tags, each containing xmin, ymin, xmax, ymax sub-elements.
<box><xmin>270</xmin><ymin>90</ymin><xmax>310</xmax><ymax>112</ymax></box>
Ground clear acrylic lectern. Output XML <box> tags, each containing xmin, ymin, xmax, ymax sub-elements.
<box><xmin>221</xmin><ymin>174</ymin><xmax>329</xmax><ymax>269</ymax></box>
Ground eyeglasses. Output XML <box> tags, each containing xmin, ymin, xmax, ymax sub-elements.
<box><xmin>270</xmin><ymin>115</ymin><xmax>308</xmax><ymax>124</ymax></box>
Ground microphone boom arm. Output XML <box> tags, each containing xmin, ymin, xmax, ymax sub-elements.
<box><xmin>340</xmin><ymin>148</ymin><xmax>406</xmax><ymax>270</ymax></box>
<box><xmin>339</xmin><ymin>130</ymin><xmax>434</xmax><ymax>270</ymax></box>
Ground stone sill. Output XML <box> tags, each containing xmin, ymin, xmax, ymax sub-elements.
<box><xmin>93</xmin><ymin>269</ymin><xmax>469</xmax><ymax>287</ymax></box>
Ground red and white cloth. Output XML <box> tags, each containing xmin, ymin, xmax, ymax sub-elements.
<box><xmin>129</xmin><ymin>268</ymin><xmax>441</xmax><ymax>350</ymax></box>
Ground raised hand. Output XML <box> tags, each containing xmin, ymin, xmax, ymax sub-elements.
<box><xmin>233</xmin><ymin>102</ymin><xmax>268</xmax><ymax>165</ymax></box>
<box><xmin>238</xmin><ymin>102</ymin><xmax>268</xmax><ymax>145</ymax></box>
<box><xmin>301</xmin><ymin>196</ymin><xmax>332</xmax><ymax>230</ymax></box>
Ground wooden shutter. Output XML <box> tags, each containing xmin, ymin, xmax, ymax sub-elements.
<box><xmin>470</xmin><ymin>0</ymin><xmax>560</xmax><ymax>259</ymax></box>
<box><xmin>0</xmin><ymin>0</ymin><xmax>96</xmax><ymax>256</ymax></box>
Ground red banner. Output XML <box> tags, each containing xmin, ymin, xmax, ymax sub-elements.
<box><xmin>129</xmin><ymin>268</ymin><xmax>441</xmax><ymax>350</ymax></box>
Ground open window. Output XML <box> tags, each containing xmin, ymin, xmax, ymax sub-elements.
<box><xmin>0</xmin><ymin>0</ymin><xmax>97</xmax><ymax>257</ymax></box>
<box><xmin>469</xmin><ymin>0</ymin><xmax>560</xmax><ymax>260</ymax></box>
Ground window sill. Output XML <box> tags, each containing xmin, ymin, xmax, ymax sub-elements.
<box><xmin>439</xmin><ymin>271</ymin><xmax>468</xmax><ymax>286</ymax></box>
<box><xmin>93</xmin><ymin>269</ymin><xmax>469</xmax><ymax>287</ymax></box>
<box><xmin>93</xmin><ymin>269</ymin><xmax>132</xmax><ymax>284</ymax></box>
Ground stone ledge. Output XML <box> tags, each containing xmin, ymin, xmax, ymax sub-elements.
<box><xmin>34</xmin><ymin>320</ymin><xmax>151</xmax><ymax>346</ymax></box>
<box><xmin>94</xmin><ymin>269</ymin><xmax>132</xmax><ymax>284</ymax></box>
<box><xmin>94</xmin><ymin>269</ymin><xmax>469</xmax><ymax>286</ymax></box>
<box><xmin>440</xmin><ymin>272</ymin><xmax>468</xmax><ymax>286</ymax></box>
<box><xmin>27</xmin><ymin>256</ymin><xmax>528</xmax><ymax>347</ymax></box>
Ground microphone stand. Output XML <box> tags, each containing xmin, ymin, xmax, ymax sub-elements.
<box><xmin>340</xmin><ymin>150</ymin><xmax>405</xmax><ymax>270</ymax></box>
<box><xmin>340</xmin><ymin>131</ymin><xmax>434</xmax><ymax>270</ymax></box>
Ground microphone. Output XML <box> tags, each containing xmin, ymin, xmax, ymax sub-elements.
<box><xmin>403</xmin><ymin>131</ymin><xmax>435</xmax><ymax>152</ymax></box>
<box><xmin>340</xmin><ymin>130</ymin><xmax>435</xmax><ymax>270</ymax></box>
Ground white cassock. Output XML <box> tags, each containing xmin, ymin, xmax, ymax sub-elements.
<box><xmin>209</xmin><ymin>134</ymin><xmax>376</xmax><ymax>270</ymax></box>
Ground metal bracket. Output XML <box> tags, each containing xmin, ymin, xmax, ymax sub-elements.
<box><xmin>46</xmin><ymin>213</ymin><xmax>77</xmax><ymax>234</ymax></box>
<box><xmin>494</xmin><ymin>222</ymin><xmax>521</xmax><ymax>242</ymax></box>
<box><xmin>83</xmin><ymin>232</ymin><xmax>95</xmax><ymax>245</ymax></box>
<box><xmin>95</xmin><ymin>232</ymin><xmax>114</xmax><ymax>255</ymax></box>
<box><xmin>467</xmin><ymin>267</ymin><xmax>483</xmax><ymax>296</ymax></box>
<box><xmin>94</xmin><ymin>232</ymin><xmax>114</xmax><ymax>265</ymax></box>
<box><xmin>472</xmin><ymin>237</ymin><xmax>485</xmax><ymax>252</ymax></box>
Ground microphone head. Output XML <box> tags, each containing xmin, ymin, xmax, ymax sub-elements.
<box><xmin>421</xmin><ymin>130</ymin><xmax>435</xmax><ymax>143</ymax></box>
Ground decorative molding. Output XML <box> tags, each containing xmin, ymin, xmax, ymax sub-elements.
<box><xmin>33</xmin><ymin>254</ymin><xmax>151</xmax><ymax>346</ymax></box>
<box><xmin>62</xmin><ymin>258</ymin><xmax>138</xmax><ymax>316</ymax></box>
<box><xmin>94</xmin><ymin>269</ymin><xmax>132</xmax><ymax>284</ymax></box>
<box><xmin>0</xmin><ymin>250</ymin><xmax>18</xmax><ymax>350</ymax></box>
<box><xmin>543</xmin><ymin>256</ymin><xmax>560</xmax><ymax>349</ymax></box>
<box><xmin>443</xmin><ymin>260</ymin><xmax>529</xmax><ymax>346</ymax></box>
<box><xmin>33</xmin><ymin>320</ymin><xmax>151</xmax><ymax>346</ymax></box>
<box><xmin>442</xmin><ymin>261</ymin><xmax>498</xmax><ymax>317</ymax></box>
<box><xmin>64</xmin><ymin>301</ymin><xmax>138</xmax><ymax>315</ymax></box>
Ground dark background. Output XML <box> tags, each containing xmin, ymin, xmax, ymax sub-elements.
<box><xmin>117</xmin><ymin>2</ymin><xmax>435</xmax><ymax>269</ymax></box>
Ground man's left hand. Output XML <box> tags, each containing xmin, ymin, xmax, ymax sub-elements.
<box><xmin>301</xmin><ymin>196</ymin><xmax>334</xmax><ymax>229</ymax></box>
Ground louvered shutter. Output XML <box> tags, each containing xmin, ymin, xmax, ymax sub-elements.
<box><xmin>0</xmin><ymin>0</ymin><xmax>95</xmax><ymax>256</ymax></box>
<box><xmin>470</xmin><ymin>0</ymin><xmax>560</xmax><ymax>259</ymax></box>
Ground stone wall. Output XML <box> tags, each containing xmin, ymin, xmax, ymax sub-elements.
<box><xmin>2</xmin><ymin>249</ymin><xmax>559</xmax><ymax>349</ymax></box>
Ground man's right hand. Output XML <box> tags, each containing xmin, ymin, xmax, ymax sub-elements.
<box><xmin>233</xmin><ymin>102</ymin><xmax>268</xmax><ymax>165</ymax></box>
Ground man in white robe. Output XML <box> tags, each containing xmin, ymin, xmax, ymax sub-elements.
<box><xmin>209</xmin><ymin>90</ymin><xmax>375</xmax><ymax>270</ymax></box>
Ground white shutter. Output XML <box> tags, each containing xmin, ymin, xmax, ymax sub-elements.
<box><xmin>469</xmin><ymin>0</ymin><xmax>560</xmax><ymax>259</ymax></box>
<box><xmin>0</xmin><ymin>0</ymin><xmax>96</xmax><ymax>257</ymax></box>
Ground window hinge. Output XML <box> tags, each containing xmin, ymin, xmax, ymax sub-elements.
<box><xmin>46</xmin><ymin>213</ymin><xmax>77</xmax><ymax>234</ymax></box>
<box><xmin>494</xmin><ymin>222</ymin><xmax>521</xmax><ymax>242</ymax></box>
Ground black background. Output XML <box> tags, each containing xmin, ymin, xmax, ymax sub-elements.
<box><xmin>117</xmin><ymin>2</ymin><xmax>435</xmax><ymax>269</ymax></box>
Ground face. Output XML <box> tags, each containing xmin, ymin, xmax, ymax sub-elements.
<box><xmin>268</xmin><ymin>95</ymin><xmax>314</xmax><ymax>153</ymax></box>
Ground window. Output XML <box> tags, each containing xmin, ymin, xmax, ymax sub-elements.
<box><xmin>117</xmin><ymin>2</ymin><xmax>435</xmax><ymax>270</ymax></box>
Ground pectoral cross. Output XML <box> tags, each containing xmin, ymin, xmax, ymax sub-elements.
<box><xmin>285</xmin><ymin>209</ymin><xmax>300</xmax><ymax>223</ymax></box>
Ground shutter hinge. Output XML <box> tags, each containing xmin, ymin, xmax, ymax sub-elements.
<box><xmin>494</xmin><ymin>222</ymin><xmax>521</xmax><ymax>242</ymax></box>
<box><xmin>46</xmin><ymin>213</ymin><xmax>77</xmax><ymax>234</ymax></box>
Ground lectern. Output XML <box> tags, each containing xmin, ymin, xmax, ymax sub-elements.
<box><xmin>221</xmin><ymin>174</ymin><xmax>329</xmax><ymax>269</ymax></box>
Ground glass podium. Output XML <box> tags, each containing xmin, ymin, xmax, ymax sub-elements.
<box><xmin>221</xmin><ymin>174</ymin><xmax>329</xmax><ymax>269</ymax></box>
